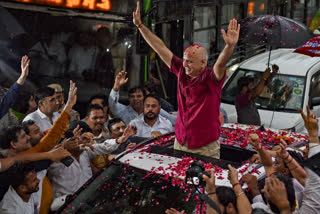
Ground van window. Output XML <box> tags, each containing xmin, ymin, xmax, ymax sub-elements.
<box><xmin>222</xmin><ymin>69</ymin><xmax>306</xmax><ymax>112</ymax></box>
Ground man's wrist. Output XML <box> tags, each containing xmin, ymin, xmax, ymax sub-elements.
<box><xmin>276</xmin><ymin>201</ymin><xmax>291</xmax><ymax>212</ymax></box>
<box><xmin>16</xmin><ymin>77</ymin><xmax>26</xmax><ymax>85</ymax></box>
<box><xmin>113</xmin><ymin>84</ymin><xmax>120</xmax><ymax>92</ymax></box>
<box><xmin>308</xmin><ymin>136</ymin><xmax>320</xmax><ymax>145</ymax></box>
<box><xmin>136</xmin><ymin>23</ymin><xmax>143</xmax><ymax>29</ymax></box>
<box><xmin>116</xmin><ymin>137</ymin><xmax>125</xmax><ymax>144</ymax></box>
<box><xmin>225</xmin><ymin>44</ymin><xmax>235</xmax><ymax>49</ymax></box>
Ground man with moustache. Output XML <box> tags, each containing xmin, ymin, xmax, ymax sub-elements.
<box><xmin>130</xmin><ymin>94</ymin><xmax>173</xmax><ymax>138</ymax></box>
<box><xmin>109</xmin><ymin>71</ymin><xmax>176</xmax><ymax>125</ymax></box>
<box><xmin>84</xmin><ymin>104</ymin><xmax>109</xmax><ymax>144</ymax></box>
<box><xmin>133</xmin><ymin>1</ymin><xmax>240</xmax><ymax>158</ymax></box>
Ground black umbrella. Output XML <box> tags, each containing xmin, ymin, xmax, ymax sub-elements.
<box><xmin>238</xmin><ymin>15</ymin><xmax>314</xmax><ymax>65</ymax></box>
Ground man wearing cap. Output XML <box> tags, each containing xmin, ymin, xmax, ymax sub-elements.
<box><xmin>48</xmin><ymin>83</ymin><xmax>80</xmax><ymax>122</ymax></box>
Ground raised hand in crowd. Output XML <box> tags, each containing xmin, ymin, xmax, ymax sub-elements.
<box><xmin>113</xmin><ymin>71</ymin><xmax>128</xmax><ymax>91</ymax></box>
<box><xmin>277</xmin><ymin>139</ymin><xmax>288</xmax><ymax>159</ymax></box>
<box><xmin>249</xmin><ymin>133</ymin><xmax>274</xmax><ymax>175</ymax></box>
<box><xmin>242</xmin><ymin>174</ymin><xmax>260</xmax><ymax>198</ymax></box>
<box><xmin>64</xmin><ymin>80</ymin><xmax>77</xmax><ymax>113</ymax></box>
<box><xmin>276</xmin><ymin>139</ymin><xmax>307</xmax><ymax>186</ymax></box>
<box><xmin>202</xmin><ymin>169</ymin><xmax>220</xmax><ymax>214</ymax></box>
<box><xmin>116</xmin><ymin>125</ymin><xmax>137</xmax><ymax>144</ymax></box>
<box><xmin>248</xmin><ymin>133</ymin><xmax>262</xmax><ymax>150</ymax></box>
<box><xmin>79</xmin><ymin>132</ymin><xmax>95</xmax><ymax>151</ymax></box>
<box><xmin>262</xmin><ymin>176</ymin><xmax>292</xmax><ymax>214</ymax></box>
<box><xmin>228</xmin><ymin>164</ymin><xmax>252</xmax><ymax>214</ymax></box>
<box><xmin>150</xmin><ymin>131</ymin><xmax>162</xmax><ymax>139</ymax></box>
<box><xmin>47</xmin><ymin>147</ymin><xmax>71</xmax><ymax>162</ymax></box>
<box><xmin>133</xmin><ymin>1</ymin><xmax>142</xmax><ymax>27</ymax></box>
<box><xmin>17</xmin><ymin>55</ymin><xmax>30</xmax><ymax>85</ymax></box>
<box><xmin>72</xmin><ymin>125</ymin><xmax>83</xmax><ymax>139</ymax></box>
<box><xmin>165</xmin><ymin>208</ymin><xmax>185</xmax><ymax>214</ymax></box>
<box><xmin>299</xmin><ymin>105</ymin><xmax>319</xmax><ymax>144</ymax></box>
<box><xmin>62</xmin><ymin>136</ymin><xmax>79</xmax><ymax>154</ymax></box>
<box><xmin>227</xmin><ymin>164</ymin><xmax>239</xmax><ymax>186</ymax></box>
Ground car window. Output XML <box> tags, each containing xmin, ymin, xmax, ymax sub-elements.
<box><xmin>310</xmin><ymin>71</ymin><xmax>320</xmax><ymax>100</ymax></box>
<box><xmin>222</xmin><ymin>69</ymin><xmax>306</xmax><ymax>112</ymax></box>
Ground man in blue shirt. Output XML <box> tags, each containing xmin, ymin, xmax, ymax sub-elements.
<box><xmin>0</xmin><ymin>55</ymin><xmax>30</xmax><ymax>120</ymax></box>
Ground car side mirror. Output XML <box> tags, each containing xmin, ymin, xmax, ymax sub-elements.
<box><xmin>311</xmin><ymin>97</ymin><xmax>320</xmax><ymax>108</ymax></box>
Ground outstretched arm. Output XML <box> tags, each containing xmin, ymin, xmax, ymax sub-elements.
<box><xmin>133</xmin><ymin>1</ymin><xmax>173</xmax><ymax>68</ymax></box>
<box><xmin>0</xmin><ymin>147</ymin><xmax>70</xmax><ymax>172</ymax></box>
<box><xmin>213</xmin><ymin>19</ymin><xmax>240</xmax><ymax>81</ymax></box>
<box><xmin>0</xmin><ymin>55</ymin><xmax>30</xmax><ymax>119</ymax></box>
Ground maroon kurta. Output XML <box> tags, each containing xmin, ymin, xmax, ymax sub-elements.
<box><xmin>170</xmin><ymin>55</ymin><xmax>225</xmax><ymax>149</ymax></box>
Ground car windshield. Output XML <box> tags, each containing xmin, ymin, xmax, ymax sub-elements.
<box><xmin>222</xmin><ymin>69</ymin><xmax>306</xmax><ymax>112</ymax></box>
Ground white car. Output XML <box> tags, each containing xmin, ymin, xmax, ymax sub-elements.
<box><xmin>222</xmin><ymin>48</ymin><xmax>320</xmax><ymax>133</ymax></box>
<box><xmin>54</xmin><ymin>126</ymin><xmax>307</xmax><ymax>213</ymax></box>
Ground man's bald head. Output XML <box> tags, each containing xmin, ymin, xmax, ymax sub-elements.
<box><xmin>182</xmin><ymin>44</ymin><xmax>208</xmax><ymax>78</ymax></box>
<box><xmin>184</xmin><ymin>44</ymin><xmax>208</xmax><ymax>62</ymax></box>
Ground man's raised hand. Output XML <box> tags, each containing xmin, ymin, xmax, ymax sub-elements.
<box><xmin>248</xmin><ymin>133</ymin><xmax>261</xmax><ymax>150</ymax></box>
<box><xmin>17</xmin><ymin>55</ymin><xmax>30</xmax><ymax>85</ymax></box>
<box><xmin>117</xmin><ymin>125</ymin><xmax>137</xmax><ymax>144</ymax></box>
<box><xmin>299</xmin><ymin>105</ymin><xmax>319</xmax><ymax>142</ymax></box>
<box><xmin>113</xmin><ymin>71</ymin><xmax>128</xmax><ymax>91</ymax></box>
<box><xmin>221</xmin><ymin>19</ymin><xmax>240</xmax><ymax>47</ymax></box>
<box><xmin>133</xmin><ymin>1</ymin><xmax>142</xmax><ymax>27</ymax></box>
<box><xmin>65</xmin><ymin>80</ymin><xmax>77</xmax><ymax>112</ymax></box>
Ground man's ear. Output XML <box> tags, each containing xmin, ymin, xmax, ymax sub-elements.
<box><xmin>201</xmin><ymin>59</ymin><xmax>207</xmax><ymax>67</ymax></box>
<box><xmin>38</xmin><ymin>100</ymin><xmax>44</xmax><ymax>108</ymax></box>
<box><xmin>10</xmin><ymin>141</ymin><xmax>17</xmax><ymax>150</ymax></box>
<box><xmin>18</xmin><ymin>184</ymin><xmax>27</xmax><ymax>193</ymax></box>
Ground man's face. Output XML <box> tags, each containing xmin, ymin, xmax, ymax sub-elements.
<box><xmin>129</xmin><ymin>90</ymin><xmax>144</xmax><ymax>112</ymax></box>
<box><xmin>12</xmin><ymin>130</ymin><xmax>31</xmax><ymax>152</ymax></box>
<box><xmin>144</xmin><ymin>97</ymin><xmax>161</xmax><ymax>120</ymax></box>
<box><xmin>91</xmin><ymin>98</ymin><xmax>109</xmax><ymax>120</ymax></box>
<box><xmin>40</xmin><ymin>95</ymin><xmax>59</xmax><ymax>114</ymax></box>
<box><xmin>23</xmin><ymin>170</ymin><xmax>40</xmax><ymax>194</ymax></box>
<box><xmin>28</xmin><ymin>124</ymin><xmax>44</xmax><ymax>146</ymax></box>
<box><xmin>55</xmin><ymin>92</ymin><xmax>65</xmax><ymax>109</ymax></box>
<box><xmin>183</xmin><ymin>48</ymin><xmax>206</xmax><ymax>78</ymax></box>
<box><xmin>86</xmin><ymin>109</ymin><xmax>105</xmax><ymax>133</ymax></box>
<box><xmin>110</xmin><ymin>121</ymin><xmax>126</xmax><ymax>139</ymax></box>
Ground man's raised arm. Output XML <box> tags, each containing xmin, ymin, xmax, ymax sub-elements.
<box><xmin>213</xmin><ymin>19</ymin><xmax>240</xmax><ymax>81</ymax></box>
<box><xmin>133</xmin><ymin>1</ymin><xmax>173</xmax><ymax>68</ymax></box>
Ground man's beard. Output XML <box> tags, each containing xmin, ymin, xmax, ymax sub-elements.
<box><xmin>25</xmin><ymin>186</ymin><xmax>38</xmax><ymax>195</ymax></box>
<box><xmin>145</xmin><ymin>112</ymin><xmax>157</xmax><ymax>120</ymax></box>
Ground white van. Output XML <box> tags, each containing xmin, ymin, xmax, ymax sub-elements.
<box><xmin>221</xmin><ymin>48</ymin><xmax>320</xmax><ymax>133</ymax></box>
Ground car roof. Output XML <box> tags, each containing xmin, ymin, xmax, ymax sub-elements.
<box><xmin>240</xmin><ymin>48</ymin><xmax>320</xmax><ymax>76</ymax></box>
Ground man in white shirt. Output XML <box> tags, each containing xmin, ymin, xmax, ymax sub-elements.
<box><xmin>89</xmin><ymin>94</ymin><xmax>110</xmax><ymax>129</ymax></box>
<box><xmin>0</xmin><ymin>163</ymin><xmax>47</xmax><ymax>214</ymax></box>
<box><xmin>47</xmin><ymin>125</ymin><xmax>136</xmax><ymax>199</ymax></box>
<box><xmin>23</xmin><ymin>87</ymin><xmax>60</xmax><ymax>132</ymax></box>
<box><xmin>130</xmin><ymin>94</ymin><xmax>174</xmax><ymax>138</ymax></box>
<box><xmin>109</xmin><ymin>71</ymin><xmax>177</xmax><ymax>125</ymax></box>
<box><xmin>84</xmin><ymin>104</ymin><xmax>109</xmax><ymax>144</ymax></box>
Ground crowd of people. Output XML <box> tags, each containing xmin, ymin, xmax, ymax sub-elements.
<box><xmin>0</xmin><ymin>1</ymin><xmax>319</xmax><ymax>213</ymax></box>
